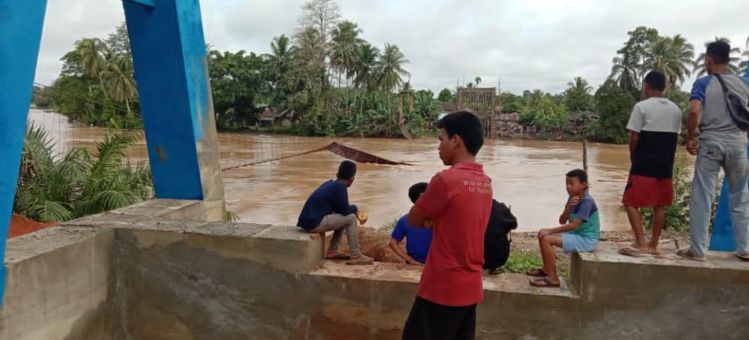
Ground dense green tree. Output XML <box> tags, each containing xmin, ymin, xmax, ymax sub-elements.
<box><xmin>589</xmin><ymin>80</ymin><xmax>636</xmax><ymax>143</ymax></box>
<box><xmin>499</xmin><ymin>92</ymin><xmax>523</xmax><ymax>113</ymax></box>
<box><xmin>208</xmin><ymin>50</ymin><xmax>265</xmax><ymax>129</ymax></box>
<box><xmin>437</xmin><ymin>88</ymin><xmax>453</xmax><ymax>102</ymax></box>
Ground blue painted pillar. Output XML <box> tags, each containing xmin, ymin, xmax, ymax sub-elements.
<box><xmin>0</xmin><ymin>0</ymin><xmax>48</xmax><ymax>306</ymax></box>
<box><xmin>122</xmin><ymin>0</ymin><xmax>225</xmax><ymax>220</ymax></box>
<box><xmin>709</xmin><ymin>67</ymin><xmax>749</xmax><ymax>251</ymax></box>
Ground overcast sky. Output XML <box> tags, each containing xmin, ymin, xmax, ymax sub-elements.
<box><xmin>35</xmin><ymin>0</ymin><xmax>749</xmax><ymax>94</ymax></box>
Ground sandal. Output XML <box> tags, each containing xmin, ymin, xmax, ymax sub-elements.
<box><xmin>618</xmin><ymin>246</ymin><xmax>650</xmax><ymax>257</ymax></box>
<box><xmin>324</xmin><ymin>253</ymin><xmax>351</xmax><ymax>260</ymax></box>
<box><xmin>346</xmin><ymin>255</ymin><xmax>374</xmax><ymax>265</ymax></box>
<box><xmin>525</xmin><ymin>268</ymin><xmax>547</xmax><ymax>277</ymax></box>
<box><xmin>736</xmin><ymin>252</ymin><xmax>749</xmax><ymax>262</ymax></box>
<box><xmin>529</xmin><ymin>277</ymin><xmax>561</xmax><ymax>288</ymax></box>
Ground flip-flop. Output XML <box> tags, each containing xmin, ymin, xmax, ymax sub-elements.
<box><xmin>325</xmin><ymin>253</ymin><xmax>351</xmax><ymax>260</ymax></box>
<box><xmin>346</xmin><ymin>255</ymin><xmax>374</xmax><ymax>265</ymax></box>
<box><xmin>618</xmin><ymin>246</ymin><xmax>650</xmax><ymax>257</ymax></box>
<box><xmin>736</xmin><ymin>252</ymin><xmax>749</xmax><ymax>262</ymax></box>
<box><xmin>529</xmin><ymin>277</ymin><xmax>561</xmax><ymax>288</ymax></box>
<box><xmin>525</xmin><ymin>268</ymin><xmax>547</xmax><ymax>277</ymax></box>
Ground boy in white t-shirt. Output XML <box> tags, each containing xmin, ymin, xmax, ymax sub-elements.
<box><xmin>619</xmin><ymin>71</ymin><xmax>683</xmax><ymax>257</ymax></box>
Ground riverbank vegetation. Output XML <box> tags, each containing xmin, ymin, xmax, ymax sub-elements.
<box><xmin>14</xmin><ymin>125</ymin><xmax>152</xmax><ymax>223</ymax></box>
<box><xmin>34</xmin><ymin>1</ymin><xmax>749</xmax><ymax>143</ymax></box>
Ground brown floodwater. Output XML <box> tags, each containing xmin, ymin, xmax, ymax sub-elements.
<box><xmin>28</xmin><ymin>109</ymin><xmax>693</xmax><ymax>232</ymax></box>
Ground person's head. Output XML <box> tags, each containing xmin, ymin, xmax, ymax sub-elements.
<box><xmin>704</xmin><ymin>40</ymin><xmax>731</xmax><ymax>74</ymax></box>
<box><xmin>336</xmin><ymin>160</ymin><xmax>356</xmax><ymax>187</ymax></box>
<box><xmin>435</xmin><ymin>111</ymin><xmax>484</xmax><ymax>165</ymax></box>
<box><xmin>565</xmin><ymin>169</ymin><xmax>588</xmax><ymax>196</ymax></box>
<box><xmin>642</xmin><ymin>70</ymin><xmax>666</xmax><ymax>98</ymax></box>
<box><xmin>408</xmin><ymin>182</ymin><xmax>428</xmax><ymax>204</ymax></box>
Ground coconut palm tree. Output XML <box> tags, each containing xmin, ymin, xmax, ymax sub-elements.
<box><xmin>739</xmin><ymin>35</ymin><xmax>749</xmax><ymax>75</ymax></box>
<box><xmin>62</xmin><ymin>38</ymin><xmax>109</xmax><ymax>92</ymax></box>
<box><xmin>642</xmin><ymin>35</ymin><xmax>694</xmax><ymax>90</ymax></box>
<box><xmin>609</xmin><ymin>52</ymin><xmax>640</xmax><ymax>92</ymax></box>
<box><xmin>266</xmin><ymin>35</ymin><xmax>294</xmax><ymax>78</ymax></box>
<box><xmin>352</xmin><ymin>43</ymin><xmax>380</xmax><ymax>91</ymax></box>
<box><xmin>103</xmin><ymin>52</ymin><xmax>138</xmax><ymax>116</ymax></box>
<box><xmin>693</xmin><ymin>37</ymin><xmax>742</xmax><ymax>77</ymax></box>
<box><xmin>329</xmin><ymin>21</ymin><xmax>364</xmax><ymax>87</ymax></box>
<box><xmin>375</xmin><ymin>44</ymin><xmax>410</xmax><ymax>93</ymax></box>
<box><xmin>475</xmin><ymin>76</ymin><xmax>482</xmax><ymax>86</ymax></box>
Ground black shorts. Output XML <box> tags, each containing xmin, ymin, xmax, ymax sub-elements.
<box><xmin>402</xmin><ymin>296</ymin><xmax>476</xmax><ymax>340</ymax></box>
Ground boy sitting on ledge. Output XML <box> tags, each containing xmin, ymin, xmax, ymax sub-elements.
<box><xmin>527</xmin><ymin>169</ymin><xmax>600</xmax><ymax>288</ymax></box>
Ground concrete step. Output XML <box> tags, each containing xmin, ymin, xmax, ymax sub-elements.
<box><xmin>311</xmin><ymin>260</ymin><xmax>579</xmax><ymax>300</ymax></box>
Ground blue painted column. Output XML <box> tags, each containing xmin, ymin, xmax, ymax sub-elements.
<box><xmin>0</xmin><ymin>0</ymin><xmax>48</xmax><ymax>306</ymax></box>
<box><xmin>122</xmin><ymin>0</ymin><xmax>225</xmax><ymax>220</ymax></box>
<box><xmin>710</xmin><ymin>67</ymin><xmax>749</xmax><ymax>251</ymax></box>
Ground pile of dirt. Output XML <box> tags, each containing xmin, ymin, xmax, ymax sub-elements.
<box><xmin>357</xmin><ymin>227</ymin><xmax>403</xmax><ymax>263</ymax></box>
<box><xmin>8</xmin><ymin>214</ymin><xmax>54</xmax><ymax>238</ymax></box>
<box><xmin>333</xmin><ymin>226</ymin><xmax>403</xmax><ymax>263</ymax></box>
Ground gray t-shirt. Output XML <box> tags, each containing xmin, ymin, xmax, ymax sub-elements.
<box><xmin>689</xmin><ymin>74</ymin><xmax>749</xmax><ymax>142</ymax></box>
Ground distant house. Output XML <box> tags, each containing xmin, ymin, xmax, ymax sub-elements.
<box><xmin>258</xmin><ymin>105</ymin><xmax>294</xmax><ymax>127</ymax></box>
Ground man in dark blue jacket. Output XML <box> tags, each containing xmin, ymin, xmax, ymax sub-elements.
<box><xmin>297</xmin><ymin>160</ymin><xmax>373</xmax><ymax>265</ymax></box>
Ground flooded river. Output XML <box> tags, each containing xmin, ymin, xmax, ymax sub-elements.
<box><xmin>29</xmin><ymin>109</ymin><xmax>693</xmax><ymax>232</ymax></box>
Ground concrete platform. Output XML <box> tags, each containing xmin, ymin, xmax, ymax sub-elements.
<box><xmin>2</xmin><ymin>199</ymin><xmax>749</xmax><ymax>339</ymax></box>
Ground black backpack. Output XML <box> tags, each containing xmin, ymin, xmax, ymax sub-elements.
<box><xmin>483</xmin><ymin>200</ymin><xmax>518</xmax><ymax>269</ymax></box>
<box><xmin>714</xmin><ymin>74</ymin><xmax>749</xmax><ymax>131</ymax></box>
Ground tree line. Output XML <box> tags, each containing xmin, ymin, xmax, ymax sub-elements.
<box><xmin>35</xmin><ymin>7</ymin><xmax>749</xmax><ymax>143</ymax></box>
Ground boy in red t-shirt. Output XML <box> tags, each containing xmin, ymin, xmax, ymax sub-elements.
<box><xmin>402</xmin><ymin>111</ymin><xmax>493</xmax><ymax>340</ymax></box>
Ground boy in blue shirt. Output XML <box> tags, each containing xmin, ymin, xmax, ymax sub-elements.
<box><xmin>389</xmin><ymin>182</ymin><xmax>432</xmax><ymax>265</ymax></box>
<box><xmin>527</xmin><ymin>169</ymin><xmax>600</xmax><ymax>288</ymax></box>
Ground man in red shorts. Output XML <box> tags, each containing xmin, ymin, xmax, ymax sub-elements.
<box><xmin>402</xmin><ymin>111</ymin><xmax>493</xmax><ymax>340</ymax></box>
<box><xmin>619</xmin><ymin>71</ymin><xmax>683</xmax><ymax>257</ymax></box>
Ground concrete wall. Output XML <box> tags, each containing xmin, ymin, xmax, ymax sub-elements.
<box><xmin>2</xmin><ymin>199</ymin><xmax>749</xmax><ymax>340</ymax></box>
<box><xmin>0</xmin><ymin>227</ymin><xmax>115</xmax><ymax>340</ymax></box>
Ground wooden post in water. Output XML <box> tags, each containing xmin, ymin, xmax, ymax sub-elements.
<box><xmin>582</xmin><ymin>138</ymin><xmax>588</xmax><ymax>175</ymax></box>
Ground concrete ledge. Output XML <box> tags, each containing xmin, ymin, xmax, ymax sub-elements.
<box><xmin>1</xmin><ymin>227</ymin><xmax>115</xmax><ymax>340</ymax></box>
<box><xmin>570</xmin><ymin>248</ymin><xmax>749</xmax><ymax>339</ymax></box>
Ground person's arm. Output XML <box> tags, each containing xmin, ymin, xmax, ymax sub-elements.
<box><xmin>409</xmin><ymin>175</ymin><xmax>449</xmax><ymax>228</ymax></box>
<box><xmin>686</xmin><ymin>99</ymin><xmax>701</xmax><ymax>155</ymax></box>
<box><xmin>625</xmin><ymin>104</ymin><xmax>642</xmax><ymax>162</ymax></box>
<box><xmin>686</xmin><ymin>77</ymin><xmax>708</xmax><ymax>156</ymax></box>
<box><xmin>333</xmin><ymin>183</ymin><xmax>358</xmax><ymax>215</ymax></box>
<box><xmin>407</xmin><ymin>205</ymin><xmax>432</xmax><ymax>228</ymax></box>
<box><xmin>538</xmin><ymin>219</ymin><xmax>584</xmax><ymax>239</ymax></box>
<box><xmin>388</xmin><ymin>239</ymin><xmax>420</xmax><ymax>265</ymax></box>
<box><xmin>558</xmin><ymin>196</ymin><xmax>580</xmax><ymax>225</ymax></box>
<box><xmin>629</xmin><ymin>131</ymin><xmax>640</xmax><ymax>162</ymax></box>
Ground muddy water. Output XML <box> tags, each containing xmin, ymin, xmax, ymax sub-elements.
<box><xmin>29</xmin><ymin>109</ymin><xmax>690</xmax><ymax>232</ymax></box>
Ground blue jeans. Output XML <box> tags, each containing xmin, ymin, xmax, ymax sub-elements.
<box><xmin>689</xmin><ymin>139</ymin><xmax>749</xmax><ymax>256</ymax></box>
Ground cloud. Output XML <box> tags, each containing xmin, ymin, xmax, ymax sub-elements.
<box><xmin>34</xmin><ymin>0</ymin><xmax>749</xmax><ymax>94</ymax></box>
